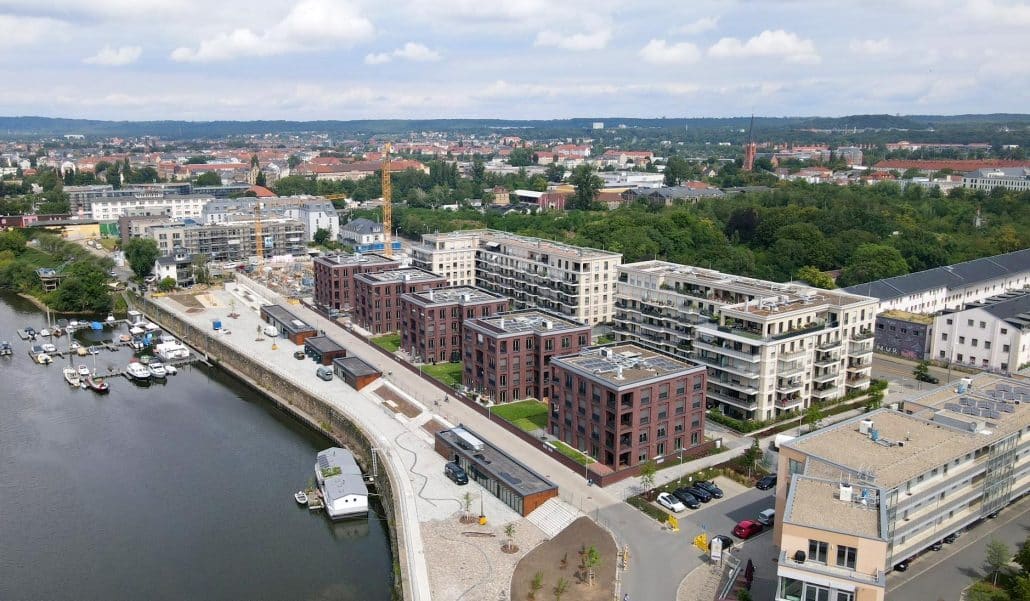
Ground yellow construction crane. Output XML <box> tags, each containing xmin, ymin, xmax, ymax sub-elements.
<box><xmin>381</xmin><ymin>143</ymin><xmax>393</xmax><ymax>257</ymax></box>
<box><xmin>254</xmin><ymin>201</ymin><xmax>263</xmax><ymax>266</ymax></box>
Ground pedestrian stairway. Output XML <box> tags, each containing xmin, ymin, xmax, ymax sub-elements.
<box><xmin>527</xmin><ymin>497</ymin><xmax>583</xmax><ymax>539</ymax></box>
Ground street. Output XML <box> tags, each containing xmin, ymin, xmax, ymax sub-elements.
<box><xmin>872</xmin><ymin>354</ymin><xmax>966</xmax><ymax>404</ymax></box>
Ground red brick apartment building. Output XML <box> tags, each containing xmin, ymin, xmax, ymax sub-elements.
<box><xmin>549</xmin><ymin>343</ymin><xmax>707</xmax><ymax>471</ymax></box>
<box><xmin>462</xmin><ymin>310</ymin><xmax>591</xmax><ymax>404</ymax></box>
<box><xmin>354</xmin><ymin>268</ymin><xmax>448</xmax><ymax>334</ymax></box>
<box><xmin>400</xmin><ymin>286</ymin><xmax>510</xmax><ymax>364</ymax></box>
<box><xmin>313</xmin><ymin>252</ymin><xmax>399</xmax><ymax>313</ymax></box>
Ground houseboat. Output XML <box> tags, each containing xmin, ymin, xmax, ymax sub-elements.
<box><xmin>315</xmin><ymin>448</ymin><xmax>368</xmax><ymax>520</ymax></box>
<box><xmin>155</xmin><ymin>341</ymin><xmax>190</xmax><ymax>362</ymax></box>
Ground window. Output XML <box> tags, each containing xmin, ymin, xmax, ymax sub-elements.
<box><xmin>638</xmin><ymin>432</ymin><xmax>648</xmax><ymax>443</ymax></box>
<box><xmin>985</xmin><ymin>341</ymin><xmax>991</xmax><ymax>350</ymax></box>
<box><xmin>967</xmin><ymin>319</ymin><xmax>974</xmax><ymax>327</ymax></box>
<box><xmin>972</xmin><ymin>339</ymin><xmax>978</xmax><ymax>347</ymax></box>
<box><xmin>957</xmin><ymin>353</ymin><xmax>963</xmax><ymax>361</ymax></box>
<box><xmin>808</xmin><ymin>540</ymin><xmax>828</xmax><ymax>563</ymax></box>
<box><xmin>1003</xmin><ymin>344</ymin><xmax>1010</xmax><ymax>352</ymax></box>
<box><xmin>836</xmin><ymin>545</ymin><xmax>857</xmax><ymax>569</ymax></box>
<box><xmin>804</xmin><ymin>587</ymin><xmax>830</xmax><ymax>601</ymax></box>
<box><xmin>1001</xmin><ymin>328</ymin><xmax>1008</xmax><ymax>335</ymax></box>
<box><xmin>959</xmin><ymin>336</ymin><xmax>965</xmax><ymax>344</ymax></box>
<box><xmin>946</xmin><ymin>318</ymin><xmax>953</xmax><ymax>325</ymax></box>
<box><xmin>942</xmin><ymin>333</ymin><xmax>948</xmax><ymax>341</ymax></box>
<box><xmin>835</xmin><ymin>592</ymin><xmax>854</xmax><ymax>601</ymax></box>
<box><xmin>980</xmin><ymin>321</ymin><xmax>986</xmax><ymax>329</ymax></box>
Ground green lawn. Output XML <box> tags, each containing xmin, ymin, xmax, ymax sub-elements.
<box><xmin>491</xmin><ymin>399</ymin><xmax>548</xmax><ymax>432</ymax></box>
<box><xmin>98</xmin><ymin>237</ymin><xmax>119</xmax><ymax>251</ymax></box>
<box><xmin>550</xmin><ymin>440</ymin><xmax>595</xmax><ymax>466</ymax></box>
<box><xmin>371</xmin><ymin>333</ymin><xmax>401</xmax><ymax>353</ymax></box>
<box><xmin>421</xmin><ymin>362</ymin><xmax>463</xmax><ymax>387</ymax></box>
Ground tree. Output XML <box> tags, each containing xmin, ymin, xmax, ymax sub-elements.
<box><xmin>584</xmin><ymin>545</ymin><xmax>600</xmax><ymax>586</ymax></box>
<box><xmin>186</xmin><ymin>155</ymin><xmax>211</xmax><ymax>164</ymax></box>
<box><xmin>545</xmin><ymin>163</ymin><xmax>566</xmax><ymax>182</ymax></box>
<box><xmin>529</xmin><ymin>572</ymin><xmax>543</xmax><ymax>599</ymax></box>
<box><xmin>742</xmin><ymin>439</ymin><xmax>762</xmax><ymax>476</ymax></box>
<box><xmin>1014</xmin><ymin>539</ymin><xmax>1030</xmax><ymax>574</ymax></box>
<box><xmin>664</xmin><ymin>155</ymin><xmax>694</xmax><ymax>186</ymax></box>
<box><xmin>192</xmin><ymin>253</ymin><xmax>210</xmax><ymax>285</ymax></box>
<box><xmin>158</xmin><ymin>276</ymin><xmax>176</xmax><ymax>292</ymax></box>
<box><xmin>568</xmin><ymin>164</ymin><xmax>602</xmax><ymax>210</ymax></box>
<box><xmin>255</xmin><ymin>171</ymin><xmax>267</xmax><ymax>187</ymax></box>
<box><xmin>471</xmin><ymin>156</ymin><xmax>485</xmax><ymax>185</ymax></box>
<box><xmin>914</xmin><ymin>361</ymin><xmax>933</xmax><ymax>382</ymax></box>
<box><xmin>508</xmin><ymin>147</ymin><xmax>535</xmax><ymax>167</ymax></box>
<box><xmin>795</xmin><ymin>266</ymin><xmax>836</xmax><ymax>289</ymax></box>
<box><xmin>313</xmin><ymin>228</ymin><xmax>332</xmax><ymax>246</ymax></box>
<box><xmin>967</xmin><ymin>581</ymin><xmax>1009</xmax><ymax>601</ymax></box>
<box><xmin>638</xmin><ymin>459</ymin><xmax>658</xmax><ymax>497</ymax></box>
<box><xmin>838</xmin><ymin>244</ymin><xmax>909</xmax><ymax>287</ymax></box>
<box><xmin>986</xmin><ymin>538</ymin><xmax>1011</xmax><ymax>586</ymax></box>
<box><xmin>552</xmin><ymin>577</ymin><xmax>568</xmax><ymax>601</ymax></box>
<box><xmin>503</xmin><ymin>523</ymin><xmax>516</xmax><ymax>552</ymax></box>
<box><xmin>195</xmin><ymin>172</ymin><xmax>222</xmax><ymax>186</ymax></box>
<box><xmin>287</xmin><ymin>155</ymin><xmax>302</xmax><ymax>169</ymax></box>
<box><xmin>0</xmin><ymin>229</ymin><xmax>26</xmax><ymax>254</ymax></box>
<box><xmin>803</xmin><ymin>404</ymin><xmax>825</xmax><ymax>433</ymax></box>
<box><xmin>124</xmin><ymin>238</ymin><xmax>160</xmax><ymax>280</ymax></box>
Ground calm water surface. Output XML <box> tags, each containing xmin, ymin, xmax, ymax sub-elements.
<box><xmin>0</xmin><ymin>292</ymin><xmax>393</xmax><ymax>600</ymax></box>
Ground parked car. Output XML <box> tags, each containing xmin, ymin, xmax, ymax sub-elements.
<box><xmin>709</xmin><ymin>534</ymin><xmax>734</xmax><ymax>552</ymax></box>
<box><xmin>656</xmin><ymin>492</ymin><xmax>686</xmax><ymax>513</ymax></box>
<box><xmin>672</xmin><ymin>488</ymin><xmax>701</xmax><ymax>509</ymax></box>
<box><xmin>929</xmin><ymin>541</ymin><xmax>943</xmax><ymax>551</ymax></box>
<box><xmin>316</xmin><ymin>366</ymin><xmax>333</xmax><ymax>381</ymax></box>
<box><xmin>732</xmin><ymin>520</ymin><xmax>763</xmax><ymax>539</ymax></box>
<box><xmin>757</xmin><ymin>508</ymin><xmax>776</xmax><ymax>526</ymax></box>
<box><xmin>756</xmin><ymin>474</ymin><xmax>777</xmax><ymax>490</ymax></box>
<box><xmin>943</xmin><ymin>532</ymin><xmax>960</xmax><ymax>544</ymax></box>
<box><xmin>293</xmin><ymin>350</ymin><xmax>306</xmax><ymax>360</ymax></box>
<box><xmin>894</xmin><ymin>559</ymin><xmax>911</xmax><ymax>572</ymax></box>
<box><xmin>685</xmin><ymin>485</ymin><xmax>712</xmax><ymax>503</ymax></box>
<box><xmin>444</xmin><ymin>462</ymin><xmax>468</xmax><ymax>485</ymax></box>
<box><xmin>696</xmin><ymin>481</ymin><xmax>724</xmax><ymax>499</ymax></box>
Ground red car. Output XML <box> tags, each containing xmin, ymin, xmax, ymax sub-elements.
<box><xmin>733</xmin><ymin>520</ymin><xmax>763</xmax><ymax>539</ymax></box>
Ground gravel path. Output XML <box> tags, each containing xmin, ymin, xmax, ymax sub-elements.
<box><xmin>422</xmin><ymin>516</ymin><xmax>545</xmax><ymax>601</ymax></box>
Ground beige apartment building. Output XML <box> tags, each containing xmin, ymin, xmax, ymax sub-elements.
<box><xmin>410</xmin><ymin>230</ymin><xmax>622</xmax><ymax>326</ymax></box>
<box><xmin>775</xmin><ymin>373</ymin><xmax>1030</xmax><ymax>601</ymax></box>
<box><xmin>615</xmin><ymin>261</ymin><xmax>877</xmax><ymax>420</ymax></box>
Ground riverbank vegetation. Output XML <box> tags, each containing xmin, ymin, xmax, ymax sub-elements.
<box><xmin>0</xmin><ymin>230</ymin><xmax>115</xmax><ymax>313</ymax></box>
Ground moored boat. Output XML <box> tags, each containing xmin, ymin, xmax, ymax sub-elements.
<box><xmin>125</xmin><ymin>361</ymin><xmax>151</xmax><ymax>381</ymax></box>
<box><xmin>77</xmin><ymin>364</ymin><xmax>91</xmax><ymax>378</ymax></box>
<box><xmin>41</xmin><ymin>343</ymin><xmax>57</xmax><ymax>353</ymax></box>
<box><xmin>155</xmin><ymin>341</ymin><xmax>190</xmax><ymax>361</ymax></box>
<box><xmin>148</xmin><ymin>361</ymin><xmax>167</xmax><ymax>379</ymax></box>
<box><xmin>164</xmin><ymin>363</ymin><xmax>178</xmax><ymax>375</ymax></box>
<box><xmin>36</xmin><ymin>353</ymin><xmax>52</xmax><ymax>365</ymax></box>
<box><xmin>315</xmin><ymin>447</ymin><xmax>369</xmax><ymax>520</ymax></box>
<box><xmin>63</xmin><ymin>368</ymin><xmax>81</xmax><ymax>386</ymax></box>
<box><xmin>295</xmin><ymin>490</ymin><xmax>308</xmax><ymax>504</ymax></box>
<box><xmin>39</xmin><ymin>328</ymin><xmax>51</xmax><ymax>337</ymax></box>
<box><xmin>86</xmin><ymin>374</ymin><xmax>110</xmax><ymax>393</ymax></box>
<box><xmin>76</xmin><ymin>346</ymin><xmax>88</xmax><ymax>356</ymax></box>
<box><xmin>0</xmin><ymin>341</ymin><xmax>12</xmax><ymax>356</ymax></box>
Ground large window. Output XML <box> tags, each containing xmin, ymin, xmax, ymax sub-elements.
<box><xmin>808</xmin><ymin>540</ymin><xmax>828</xmax><ymax>563</ymax></box>
<box><xmin>836</xmin><ymin>545</ymin><xmax>857</xmax><ymax>569</ymax></box>
<box><xmin>804</xmin><ymin>585</ymin><xmax>830</xmax><ymax>601</ymax></box>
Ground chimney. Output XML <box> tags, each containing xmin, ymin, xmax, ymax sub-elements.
<box><xmin>428</xmin><ymin>288</ymin><xmax>434</xmax><ymax>301</ymax></box>
<box><xmin>615</xmin><ymin>365</ymin><xmax>624</xmax><ymax>380</ymax></box>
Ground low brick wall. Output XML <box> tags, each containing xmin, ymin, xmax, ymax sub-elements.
<box><xmin>133</xmin><ymin>295</ymin><xmax>409</xmax><ymax>601</ymax></box>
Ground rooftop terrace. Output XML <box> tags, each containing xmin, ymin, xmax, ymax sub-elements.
<box><xmin>316</xmin><ymin>252</ymin><xmax>397</xmax><ymax>267</ymax></box>
<box><xmin>469</xmin><ymin>310</ymin><xmax>588</xmax><ymax>336</ymax></box>
<box><xmin>356</xmin><ymin>268</ymin><xmax>445</xmax><ymax>284</ymax></box>
<box><xmin>551</xmin><ymin>343</ymin><xmax>704</xmax><ymax>387</ymax></box>
<box><xmin>404</xmin><ymin>286</ymin><xmax>506</xmax><ymax>306</ymax></box>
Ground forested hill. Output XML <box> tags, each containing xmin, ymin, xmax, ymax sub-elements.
<box><xmin>1</xmin><ymin>114</ymin><xmax>1027</xmax><ymax>140</ymax></box>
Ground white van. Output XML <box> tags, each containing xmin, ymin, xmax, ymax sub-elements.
<box><xmin>262</xmin><ymin>324</ymin><xmax>278</xmax><ymax>337</ymax></box>
<box><xmin>758</xmin><ymin>508</ymin><xmax>776</xmax><ymax>526</ymax></box>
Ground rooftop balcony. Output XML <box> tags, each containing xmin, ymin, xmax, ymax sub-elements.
<box><xmin>778</xmin><ymin>550</ymin><xmax>885</xmax><ymax>588</ymax></box>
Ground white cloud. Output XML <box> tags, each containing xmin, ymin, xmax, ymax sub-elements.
<box><xmin>170</xmin><ymin>0</ymin><xmax>374</xmax><ymax>62</ymax></box>
<box><xmin>708</xmin><ymin>29</ymin><xmax>820</xmax><ymax>63</ymax></box>
<box><xmin>849</xmin><ymin>38</ymin><xmax>890</xmax><ymax>55</ymax></box>
<box><xmin>84</xmin><ymin>45</ymin><xmax>142</xmax><ymax>66</ymax></box>
<box><xmin>0</xmin><ymin>15</ymin><xmax>64</xmax><ymax>48</ymax></box>
<box><xmin>534</xmin><ymin>28</ymin><xmax>612</xmax><ymax>51</ymax></box>
<box><xmin>638</xmin><ymin>39</ymin><xmax>701</xmax><ymax>64</ymax></box>
<box><xmin>364</xmin><ymin>42</ymin><xmax>441</xmax><ymax>64</ymax></box>
<box><xmin>965</xmin><ymin>0</ymin><xmax>1030</xmax><ymax>25</ymax></box>
<box><xmin>676</xmin><ymin>16</ymin><xmax>718</xmax><ymax>35</ymax></box>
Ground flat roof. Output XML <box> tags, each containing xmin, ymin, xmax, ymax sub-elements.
<box><xmin>261</xmin><ymin>304</ymin><xmax>316</xmax><ymax>335</ymax></box>
<box><xmin>468</xmin><ymin>309</ymin><xmax>588</xmax><ymax>336</ymax></box>
<box><xmin>551</xmin><ymin>343</ymin><xmax>704</xmax><ymax>387</ymax></box>
<box><xmin>355</xmin><ymin>267</ymin><xmax>445</xmax><ymax>284</ymax></box>
<box><xmin>437</xmin><ymin>425</ymin><xmax>557</xmax><ymax>497</ymax></box>
<box><xmin>785</xmin><ymin>476</ymin><xmax>882</xmax><ymax>539</ymax></box>
<box><xmin>332</xmin><ymin>356</ymin><xmax>380</xmax><ymax>377</ymax></box>
<box><xmin>786</xmin><ymin>373</ymin><xmax>1030</xmax><ymax>490</ymax></box>
<box><xmin>879</xmin><ymin>310</ymin><xmax>934</xmax><ymax>325</ymax></box>
<box><xmin>403</xmin><ymin>286</ymin><xmax>507</xmax><ymax>306</ymax></box>
<box><xmin>317</xmin><ymin>447</ymin><xmax>367</xmax><ymax>500</ymax></box>
<box><xmin>479</xmin><ymin>229</ymin><xmax>621</xmax><ymax>260</ymax></box>
<box><xmin>304</xmin><ymin>335</ymin><xmax>344</xmax><ymax>354</ymax></box>
<box><xmin>316</xmin><ymin>252</ymin><xmax>397</xmax><ymax>267</ymax></box>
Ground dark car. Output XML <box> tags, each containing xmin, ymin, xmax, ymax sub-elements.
<box><xmin>709</xmin><ymin>535</ymin><xmax>734</xmax><ymax>552</ymax></box>
<box><xmin>685</xmin><ymin>485</ymin><xmax>712</xmax><ymax>503</ymax></box>
<box><xmin>293</xmin><ymin>350</ymin><xmax>306</xmax><ymax>360</ymax></box>
<box><xmin>894</xmin><ymin>559</ymin><xmax>910</xmax><ymax>572</ymax></box>
<box><xmin>756</xmin><ymin>474</ymin><xmax>777</xmax><ymax>490</ymax></box>
<box><xmin>732</xmin><ymin>520</ymin><xmax>763</xmax><ymax>539</ymax></box>
<box><xmin>672</xmin><ymin>488</ymin><xmax>701</xmax><ymax>509</ymax></box>
<box><xmin>444</xmin><ymin>462</ymin><xmax>468</xmax><ymax>485</ymax></box>
<box><xmin>929</xmin><ymin>541</ymin><xmax>943</xmax><ymax>551</ymax></box>
<box><xmin>943</xmin><ymin>533</ymin><xmax>960</xmax><ymax>544</ymax></box>
<box><xmin>696</xmin><ymin>481</ymin><xmax>724</xmax><ymax>499</ymax></box>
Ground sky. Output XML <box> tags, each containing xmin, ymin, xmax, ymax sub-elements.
<box><xmin>0</xmin><ymin>0</ymin><xmax>1028</xmax><ymax>121</ymax></box>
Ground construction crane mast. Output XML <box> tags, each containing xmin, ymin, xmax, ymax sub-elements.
<box><xmin>254</xmin><ymin>202</ymin><xmax>263</xmax><ymax>266</ymax></box>
<box><xmin>381</xmin><ymin>143</ymin><xmax>393</xmax><ymax>257</ymax></box>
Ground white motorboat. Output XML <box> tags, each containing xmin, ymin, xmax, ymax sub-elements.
<box><xmin>163</xmin><ymin>364</ymin><xmax>178</xmax><ymax>375</ymax></box>
<box><xmin>77</xmin><ymin>364</ymin><xmax>91</xmax><ymax>377</ymax></box>
<box><xmin>106</xmin><ymin>314</ymin><xmax>116</xmax><ymax>323</ymax></box>
<box><xmin>0</xmin><ymin>341</ymin><xmax>12</xmax><ymax>356</ymax></box>
<box><xmin>36</xmin><ymin>353</ymin><xmax>52</xmax><ymax>365</ymax></box>
<box><xmin>148</xmin><ymin>361</ymin><xmax>167</xmax><ymax>379</ymax></box>
<box><xmin>88</xmin><ymin>346</ymin><xmax>101</xmax><ymax>355</ymax></box>
<box><xmin>41</xmin><ymin>343</ymin><xmax>57</xmax><ymax>353</ymax></box>
<box><xmin>76</xmin><ymin>346</ymin><xmax>88</xmax><ymax>356</ymax></box>
<box><xmin>125</xmin><ymin>362</ymin><xmax>151</xmax><ymax>381</ymax></box>
<box><xmin>63</xmin><ymin>368</ymin><xmax>81</xmax><ymax>387</ymax></box>
<box><xmin>70</xmin><ymin>341</ymin><xmax>81</xmax><ymax>351</ymax></box>
<box><xmin>155</xmin><ymin>341</ymin><xmax>190</xmax><ymax>361</ymax></box>
<box><xmin>294</xmin><ymin>490</ymin><xmax>308</xmax><ymax>504</ymax></box>
<box><xmin>39</xmin><ymin>328</ymin><xmax>51</xmax><ymax>337</ymax></box>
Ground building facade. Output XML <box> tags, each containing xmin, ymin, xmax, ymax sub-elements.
<box><xmin>90</xmin><ymin>192</ymin><xmax>214</xmax><ymax>221</ymax></box>
<box><xmin>931</xmin><ymin>291</ymin><xmax>1030</xmax><ymax>373</ymax></box>
<box><xmin>143</xmin><ymin>218</ymin><xmax>306</xmax><ymax>260</ymax></box>
<box><xmin>410</xmin><ymin>231</ymin><xmax>479</xmax><ymax>286</ymax></box>
<box><xmin>549</xmin><ymin>343</ymin><xmax>707</xmax><ymax>472</ymax></box>
<box><xmin>399</xmin><ymin>286</ymin><xmax>509</xmax><ymax>363</ymax></box>
<box><xmin>153</xmin><ymin>248</ymin><xmax>195</xmax><ymax>288</ymax></box>
<box><xmin>775</xmin><ymin>373</ymin><xmax>1030</xmax><ymax>600</ymax></box>
<box><xmin>353</xmin><ymin>268</ymin><xmax>448</xmax><ymax>334</ymax></box>
<box><xmin>962</xmin><ymin>167</ymin><xmax>1030</xmax><ymax>192</ymax></box>
<box><xmin>872</xmin><ymin>310</ymin><xmax>934</xmax><ymax>360</ymax></box>
<box><xmin>842</xmin><ymin>248</ymin><xmax>1030</xmax><ymax>315</ymax></box>
<box><xmin>462</xmin><ymin>310</ymin><xmax>591</xmax><ymax>404</ymax></box>
<box><xmin>615</xmin><ymin>260</ymin><xmax>878</xmax><ymax>420</ymax></box>
<box><xmin>313</xmin><ymin>252</ymin><xmax>400</xmax><ymax>313</ymax></box>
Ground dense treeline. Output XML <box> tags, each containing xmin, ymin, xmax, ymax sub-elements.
<box><xmin>353</xmin><ymin>181</ymin><xmax>1029</xmax><ymax>287</ymax></box>
<box><xmin>0</xmin><ymin>230</ymin><xmax>114</xmax><ymax>312</ymax></box>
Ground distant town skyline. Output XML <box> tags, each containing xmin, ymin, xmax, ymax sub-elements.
<box><xmin>0</xmin><ymin>0</ymin><xmax>1028</xmax><ymax>120</ymax></box>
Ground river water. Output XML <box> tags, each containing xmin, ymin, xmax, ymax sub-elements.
<box><xmin>0</xmin><ymin>292</ymin><xmax>394</xmax><ymax>601</ymax></box>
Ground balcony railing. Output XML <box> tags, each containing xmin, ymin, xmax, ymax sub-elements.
<box><xmin>707</xmin><ymin>389</ymin><xmax>758</xmax><ymax>410</ymax></box>
<box><xmin>778</xmin><ymin>551</ymin><xmax>885</xmax><ymax>587</ymax></box>
<box><xmin>811</xmin><ymin>386</ymin><xmax>840</xmax><ymax>398</ymax></box>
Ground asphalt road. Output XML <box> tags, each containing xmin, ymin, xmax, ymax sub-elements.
<box><xmin>872</xmin><ymin>354</ymin><xmax>967</xmax><ymax>402</ymax></box>
<box><xmin>889</xmin><ymin>495</ymin><xmax>1030</xmax><ymax>600</ymax></box>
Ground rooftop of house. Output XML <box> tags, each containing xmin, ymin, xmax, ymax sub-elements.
<box><xmin>355</xmin><ymin>267</ymin><xmax>446</xmax><ymax>284</ymax></box>
<box><xmin>880</xmin><ymin>310</ymin><xmax>935</xmax><ymax>325</ymax></box>
<box><xmin>786</xmin><ymin>373</ymin><xmax>1030</xmax><ymax>490</ymax></box>
<box><xmin>550</xmin><ymin>343</ymin><xmax>704</xmax><ymax>387</ymax></box>
<box><xmin>437</xmin><ymin>425</ymin><xmax>557</xmax><ymax>497</ymax></box>
<box><xmin>343</xmin><ymin>217</ymin><xmax>383</xmax><ymax>235</ymax></box>
<box><xmin>403</xmin><ymin>286</ymin><xmax>507</xmax><ymax>306</ymax></box>
<box><xmin>315</xmin><ymin>252</ymin><xmax>398</xmax><ymax>267</ymax></box>
<box><xmin>468</xmin><ymin>309</ymin><xmax>588</xmax><ymax>336</ymax></box>
<box><xmin>784</xmin><ymin>476</ymin><xmax>883</xmax><ymax>540</ymax></box>
<box><xmin>332</xmin><ymin>356</ymin><xmax>380</xmax><ymax>377</ymax></box>
<box><xmin>261</xmin><ymin>304</ymin><xmax>317</xmax><ymax>335</ymax></box>
<box><xmin>956</xmin><ymin>290</ymin><xmax>1030</xmax><ymax>329</ymax></box>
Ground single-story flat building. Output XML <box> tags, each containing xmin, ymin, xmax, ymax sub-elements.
<box><xmin>259</xmin><ymin>304</ymin><xmax>318</xmax><ymax>345</ymax></box>
<box><xmin>332</xmin><ymin>356</ymin><xmax>381</xmax><ymax>390</ymax></box>
<box><xmin>304</xmin><ymin>335</ymin><xmax>347</xmax><ymax>365</ymax></box>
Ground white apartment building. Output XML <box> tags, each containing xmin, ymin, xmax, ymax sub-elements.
<box><xmin>90</xmin><ymin>192</ymin><xmax>213</xmax><ymax>221</ymax></box>
<box><xmin>615</xmin><ymin>260</ymin><xmax>877</xmax><ymax>420</ymax></box>
<box><xmin>932</xmin><ymin>291</ymin><xmax>1030</xmax><ymax>373</ymax></box>
<box><xmin>843</xmin><ymin>248</ymin><xmax>1030</xmax><ymax>315</ymax></box>
<box><xmin>776</xmin><ymin>374</ymin><xmax>1030</xmax><ymax>601</ymax></box>
<box><xmin>963</xmin><ymin>167</ymin><xmax>1030</xmax><ymax>192</ymax></box>
<box><xmin>411</xmin><ymin>230</ymin><xmax>622</xmax><ymax>325</ymax></box>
